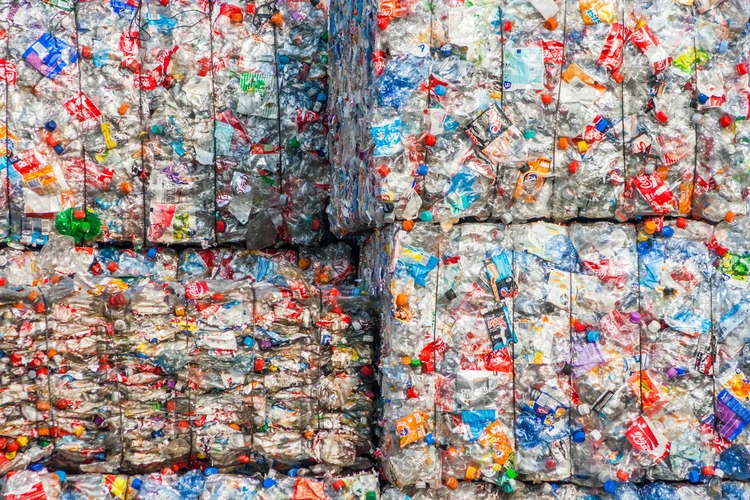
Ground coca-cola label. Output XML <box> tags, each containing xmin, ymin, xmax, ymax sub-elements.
<box><xmin>0</xmin><ymin>59</ymin><xmax>17</xmax><ymax>85</ymax></box>
<box><xmin>185</xmin><ymin>281</ymin><xmax>209</xmax><ymax>300</ymax></box>
<box><xmin>64</xmin><ymin>91</ymin><xmax>102</xmax><ymax>122</ymax></box>
<box><xmin>632</xmin><ymin>172</ymin><xmax>677</xmax><ymax>214</ymax></box>
<box><xmin>625</xmin><ymin>415</ymin><xmax>671</xmax><ymax>464</ymax></box>
<box><xmin>597</xmin><ymin>22</ymin><xmax>626</xmax><ymax>71</ymax></box>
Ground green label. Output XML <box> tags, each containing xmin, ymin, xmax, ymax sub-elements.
<box><xmin>240</xmin><ymin>73</ymin><xmax>273</xmax><ymax>95</ymax></box>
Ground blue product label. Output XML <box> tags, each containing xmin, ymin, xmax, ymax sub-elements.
<box><xmin>716</xmin><ymin>389</ymin><xmax>750</xmax><ymax>442</ymax></box>
<box><xmin>111</xmin><ymin>0</ymin><xmax>138</xmax><ymax>15</ymax></box>
<box><xmin>93</xmin><ymin>50</ymin><xmax>110</xmax><ymax>68</ymax></box>
<box><xmin>666</xmin><ymin>306</ymin><xmax>711</xmax><ymax>335</ymax></box>
<box><xmin>719</xmin><ymin>301</ymin><xmax>750</xmax><ymax>338</ymax></box>
<box><xmin>461</xmin><ymin>409</ymin><xmax>496</xmax><ymax>442</ymax></box>
<box><xmin>371</xmin><ymin>118</ymin><xmax>402</xmax><ymax>157</ymax></box>
<box><xmin>503</xmin><ymin>47</ymin><xmax>544</xmax><ymax>91</ymax></box>
<box><xmin>23</xmin><ymin>33</ymin><xmax>78</xmax><ymax>80</ymax></box>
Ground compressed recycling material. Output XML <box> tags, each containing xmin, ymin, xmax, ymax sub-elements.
<box><xmin>328</xmin><ymin>0</ymin><xmax>750</xmax><ymax>236</ymax></box>
<box><xmin>371</xmin><ymin>216</ymin><xmax>750</xmax><ymax>492</ymax></box>
<box><xmin>0</xmin><ymin>0</ymin><xmax>329</xmax><ymax>248</ymax></box>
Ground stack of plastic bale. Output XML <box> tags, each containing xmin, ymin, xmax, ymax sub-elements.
<box><xmin>97</xmin><ymin>248</ymin><xmax>191</xmax><ymax>474</ymax></box>
<box><xmin>621</xmin><ymin>0</ymin><xmax>696</xmax><ymax>220</ymax></box>
<box><xmin>314</xmin><ymin>283</ymin><xmax>376</xmax><ymax>470</ymax></box>
<box><xmin>511</xmin><ymin>222</ymin><xmax>573</xmax><ymax>484</ymax></box>
<box><xmin>553</xmin><ymin>0</ymin><xmax>626</xmax><ymax>220</ymax></box>
<box><xmin>713</xmin><ymin>214</ymin><xmax>750</xmax><ymax>481</ymax></box>
<box><xmin>693</xmin><ymin>1</ymin><xmax>750</xmax><ymax>223</ymax></box>
<box><xmin>251</xmin><ymin>262</ymin><xmax>322</xmax><ymax>467</ymax></box>
<box><xmin>495</xmin><ymin>0</ymin><xmax>563</xmax><ymax>223</ymax></box>
<box><xmin>433</xmin><ymin>224</ymin><xmax>515</xmax><ymax>490</ymax></box>
<box><xmin>637</xmin><ymin>217</ymin><xmax>716</xmax><ymax>483</ymax></box>
<box><xmin>7</xmin><ymin>1</ymin><xmax>86</xmax><ymax>246</ymax></box>
<box><xmin>213</xmin><ymin>3</ymin><xmax>281</xmax><ymax>246</ymax></box>
<box><xmin>45</xmin><ymin>269</ymin><xmax>121</xmax><ymax>471</ymax></box>
<box><xmin>77</xmin><ymin>0</ymin><xmax>144</xmax><ymax>245</ymax></box>
<box><xmin>141</xmin><ymin>0</ymin><xmax>214</xmax><ymax>245</ymax></box>
<box><xmin>568</xmin><ymin>222</ymin><xmax>641</xmax><ymax>485</ymax></box>
<box><xmin>0</xmin><ymin>253</ymin><xmax>54</xmax><ymax>474</ymax></box>
<box><xmin>377</xmin><ymin>224</ymin><xmax>441</xmax><ymax>488</ymax></box>
<box><xmin>276</xmin><ymin>0</ymin><xmax>331</xmax><ymax>246</ymax></box>
<box><xmin>181</xmin><ymin>278</ymin><xmax>255</xmax><ymax>470</ymax></box>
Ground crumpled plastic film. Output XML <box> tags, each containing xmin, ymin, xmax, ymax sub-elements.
<box><xmin>142</xmin><ymin>0</ymin><xmax>214</xmax><ymax>245</ymax></box>
<box><xmin>379</xmin><ymin>224</ymin><xmax>441</xmax><ymax>489</ymax></box>
<box><xmin>510</xmin><ymin>222</ymin><xmax>572</xmax><ymax>482</ymax></box>
<box><xmin>46</xmin><ymin>274</ymin><xmax>122</xmax><ymax>472</ymax></box>
<box><xmin>213</xmin><ymin>4</ymin><xmax>282</xmax><ymax>245</ymax></box>
<box><xmin>693</xmin><ymin>1</ymin><xmax>750</xmax><ymax>223</ymax></box>
<box><xmin>492</xmin><ymin>1</ymin><xmax>563</xmax><ymax>223</ymax></box>
<box><xmin>77</xmin><ymin>0</ymin><xmax>145</xmax><ymax>245</ymax></box>
<box><xmin>178</xmin><ymin>247</ymin><xmax>298</xmax><ymax>282</ymax></box>
<box><xmin>7</xmin><ymin>2</ymin><xmax>85</xmax><ymax>246</ymax></box>
<box><xmin>433</xmin><ymin>224</ymin><xmax>515</xmax><ymax>489</ymax></box>
<box><xmin>569</xmin><ymin>222</ymin><xmax>640</xmax><ymax>485</ymax></box>
<box><xmin>553</xmin><ymin>0</ymin><xmax>626</xmax><ymax>219</ymax></box>
<box><xmin>638</xmin><ymin>217</ymin><xmax>715</xmax><ymax>483</ymax></box>
<box><xmin>621</xmin><ymin>0</ymin><xmax>696</xmax><ymax>220</ymax></box>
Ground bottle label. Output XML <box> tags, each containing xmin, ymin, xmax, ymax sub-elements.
<box><xmin>631</xmin><ymin>172</ymin><xmax>678</xmax><ymax>214</ymax></box>
<box><xmin>503</xmin><ymin>47</ymin><xmax>544</xmax><ymax>91</ymax></box>
<box><xmin>580</xmin><ymin>0</ymin><xmax>617</xmax><ymax>24</ymax></box>
<box><xmin>482</xmin><ymin>303</ymin><xmax>515</xmax><ymax>350</ymax></box>
<box><xmin>625</xmin><ymin>416</ymin><xmax>671</xmax><ymax>464</ymax></box>
<box><xmin>716</xmin><ymin>389</ymin><xmax>750</xmax><ymax>442</ymax></box>
<box><xmin>719</xmin><ymin>301</ymin><xmax>750</xmax><ymax>338</ymax></box>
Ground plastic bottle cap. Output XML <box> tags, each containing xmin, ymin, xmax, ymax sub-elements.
<box><xmin>396</xmin><ymin>293</ymin><xmax>409</xmax><ymax>307</ymax></box>
<box><xmin>424</xmin><ymin>433</ymin><xmax>435</xmax><ymax>445</ymax></box>
<box><xmin>725</xmin><ymin>211</ymin><xmax>736</xmax><ymax>223</ymax></box>
<box><xmin>702</xmin><ymin>465</ymin><xmax>715</xmax><ymax>476</ymax></box>
<box><xmin>270</xmin><ymin>12</ymin><xmax>283</xmax><ymax>25</ymax></box>
<box><xmin>542</xmin><ymin>94</ymin><xmax>554</xmax><ymax>105</ymax></box>
<box><xmin>629</xmin><ymin>311</ymin><xmax>641</xmax><ymax>324</ymax></box>
<box><xmin>595</xmin><ymin>119</ymin><xmax>610</xmax><ymax>132</ymax></box>
<box><xmin>365</xmin><ymin>492</ymin><xmax>377</xmax><ymax>500</ymax></box>
<box><xmin>578</xmin><ymin>404</ymin><xmax>590</xmax><ymax>416</ymax></box>
<box><xmin>604</xmin><ymin>480</ymin><xmax>616</xmax><ymax>493</ymax></box>
<box><xmin>402</xmin><ymin>220</ymin><xmax>415</xmax><ymax>231</ymax></box>
<box><xmin>466</xmin><ymin>465</ymin><xmax>480</xmax><ymax>480</ymax></box>
<box><xmin>523</xmin><ymin>129</ymin><xmax>535</xmax><ymax>139</ymax></box>
<box><xmin>544</xmin><ymin>17</ymin><xmax>557</xmax><ymax>30</ymax></box>
<box><xmin>505</xmin><ymin>468</ymin><xmax>517</xmax><ymax>479</ymax></box>
<box><xmin>377</xmin><ymin>165</ymin><xmax>390</xmax><ymax>177</ymax></box>
<box><xmin>332</xmin><ymin>480</ymin><xmax>345</xmax><ymax>491</ymax></box>
<box><xmin>616</xmin><ymin>470</ymin><xmax>629</xmax><ymax>481</ymax></box>
<box><xmin>648</xmin><ymin>320</ymin><xmax>661</xmax><ymax>333</ymax></box>
<box><xmin>445</xmin><ymin>477</ymin><xmax>459</xmax><ymax>490</ymax></box>
<box><xmin>643</xmin><ymin>220</ymin><xmax>657</xmax><ymax>234</ymax></box>
<box><xmin>558</xmin><ymin>137</ymin><xmax>569</xmax><ymax>149</ymax></box>
<box><xmin>738</xmin><ymin>63</ymin><xmax>749</xmax><ymax>75</ymax></box>
<box><xmin>587</xmin><ymin>330</ymin><xmax>599</xmax><ymax>343</ymax></box>
<box><xmin>572</xmin><ymin>430</ymin><xmax>585</xmax><ymax>443</ymax></box>
<box><xmin>406</xmin><ymin>387</ymin><xmax>419</xmax><ymax>398</ymax></box>
<box><xmin>655</xmin><ymin>111</ymin><xmax>668</xmax><ymax>124</ymax></box>
<box><xmin>578</xmin><ymin>140</ymin><xmax>588</xmax><ymax>153</ymax></box>
<box><xmin>416</xmin><ymin>163</ymin><xmax>429</xmax><ymax>176</ymax></box>
<box><xmin>131</xmin><ymin>478</ymin><xmax>142</xmax><ymax>489</ymax></box>
<box><xmin>714</xmin><ymin>469</ymin><xmax>724</xmax><ymax>478</ymax></box>
<box><xmin>45</xmin><ymin>120</ymin><xmax>57</xmax><ymax>132</ymax></box>
<box><xmin>687</xmin><ymin>469</ymin><xmax>701</xmax><ymax>483</ymax></box>
<box><xmin>542</xmin><ymin>484</ymin><xmax>553</xmax><ymax>494</ymax></box>
<box><xmin>419</xmin><ymin>211</ymin><xmax>433</xmax><ymax>221</ymax></box>
<box><xmin>590</xmin><ymin>430</ymin><xmax>602</xmax><ymax>441</ymax></box>
<box><xmin>692</xmin><ymin>113</ymin><xmax>703</xmax><ymax>126</ymax></box>
<box><xmin>667</xmin><ymin>367</ymin><xmax>679</xmax><ymax>379</ymax></box>
<box><xmin>118</xmin><ymin>103</ymin><xmax>129</xmax><ymax>115</ymax></box>
<box><xmin>698</xmin><ymin>93</ymin><xmax>709</xmax><ymax>104</ymax></box>
<box><xmin>660</xmin><ymin>225</ymin><xmax>674</xmax><ymax>238</ymax></box>
<box><xmin>55</xmin><ymin>471</ymin><xmax>66</xmax><ymax>483</ymax></box>
<box><xmin>423</xmin><ymin>134</ymin><xmax>436</xmax><ymax>146</ymax></box>
<box><xmin>500</xmin><ymin>212</ymin><xmax>513</xmax><ymax>225</ymax></box>
<box><xmin>545</xmin><ymin>458</ymin><xmax>556</xmax><ymax>470</ymax></box>
<box><xmin>262</xmin><ymin>478</ymin><xmax>276</xmax><ymax>488</ymax></box>
<box><xmin>720</xmin><ymin>115</ymin><xmax>733</xmax><ymax>127</ymax></box>
<box><xmin>503</xmin><ymin>20</ymin><xmax>512</xmax><ymax>32</ymax></box>
<box><xmin>204</xmin><ymin>467</ymin><xmax>218</xmax><ymax>476</ymax></box>
<box><xmin>434</xmin><ymin>85</ymin><xmax>447</xmax><ymax>96</ymax></box>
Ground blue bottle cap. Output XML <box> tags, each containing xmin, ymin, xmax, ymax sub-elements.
<box><xmin>595</xmin><ymin>119</ymin><xmax>610</xmax><ymax>132</ymax></box>
<box><xmin>151</xmin><ymin>124</ymin><xmax>164</xmax><ymax>135</ymax></box>
<box><xmin>416</xmin><ymin>163</ymin><xmax>428</xmax><ymax>176</ymax></box>
<box><xmin>439</xmin><ymin>46</ymin><xmax>452</xmax><ymax>56</ymax></box>
<box><xmin>425</xmin><ymin>433</ymin><xmax>435</xmax><ymax>445</ymax></box>
<box><xmin>719</xmin><ymin>39</ymin><xmax>728</xmax><ymax>54</ymax></box>
<box><xmin>689</xmin><ymin>468</ymin><xmax>701</xmax><ymax>483</ymax></box>
<box><xmin>419</xmin><ymin>211</ymin><xmax>433</xmax><ymax>222</ymax></box>
<box><xmin>572</xmin><ymin>430</ymin><xmax>586</xmax><ymax>443</ymax></box>
<box><xmin>278</xmin><ymin>55</ymin><xmax>290</xmax><ymax>64</ymax></box>
<box><xmin>95</xmin><ymin>452</ymin><xmax>106</xmax><ymax>460</ymax></box>
<box><xmin>45</xmin><ymin>120</ymin><xmax>57</xmax><ymax>132</ymax></box>
<box><xmin>243</xmin><ymin>336</ymin><xmax>255</xmax><ymax>347</ymax></box>
<box><xmin>587</xmin><ymin>330</ymin><xmax>600</xmax><ymax>343</ymax></box>
<box><xmin>54</xmin><ymin>144</ymin><xmax>64</xmax><ymax>155</ymax></box>
<box><xmin>151</xmin><ymin>430</ymin><xmax>163</xmax><ymax>438</ymax></box>
<box><xmin>434</xmin><ymin>85</ymin><xmax>447</xmax><ymax>96</ymax></box>
<box><xmin>29</xmin><ymin>463</ymin><xmax>44</xmax><ymax>471</ymax></box>
<box><xmin>131</xmin><ymin>478</ymin><xmax>142</xmax><ymax>489</ymax></box>
<box><xmin>523</xmin><ymin>129</ymin><xmax>535</xmax><ymax>139</ymax></box>
<box><xmin>351</xmin><ymin>287</ymin><xmax>362</xmax><ymax>296</ymax></box>
<box><xmin>204</xmin><ymin>467</ymin><xmax>218</xmax><ymax>476</ymax></box>
<box><xmin>698</xmin><ymin>93</ymin><xmax>709</xmax><ymax>104</ymax></box>
<box><xmin>288</xmin><ymin>468</ymin><xmax>298</xmax><ymax>477</ymax></box>
<box><xmin>604</xmin><ymin>480</ymin><xmax>616</xmax><ymax>493</ymax></box>
<box><xmin>660</xmin><ymin>225</ymin><xmax>674</xmax><ymax>238</ymax></box>
<box><xmin>316</xmin><ymin>92</ymin><xmax>327</xmax><ymax>102</ymax></box>
<box><xmin>147</xmin><ymin>247</ymin><xmax>158</xmax><ymax>259</ymax></box>
<box><xmin>55</xmin><ymin>471</ymin><xmax>66</xmax><ymax>483</ymax></box>
<box><xmin>263</xmin><ymin>478</ymin><xmax>277</xmax><ymax>488</ymax></box>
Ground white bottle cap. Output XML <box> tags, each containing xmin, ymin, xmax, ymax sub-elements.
<box><xmin>590</xmin><ymin>429</ymin><xmax>602</xmax><ymax>441</ymax></box>
<box><xmin>578</xmin><ymin>403</ymin><xmax>590</xmax><ymax>416</ymax></box>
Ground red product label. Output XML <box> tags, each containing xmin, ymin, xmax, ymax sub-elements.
<box><xmin>137</xmin><ymin>46</ymin><xmax>178</xmax><ymax>91</ymax></box>
<box><xmin>120</xmin><ymin>30</ymin><xmax>139</xmax><ymax>67</ymax></box>
<box><xmin>597</xmin><ymin>22</ymin><xmax>626</xmax><ymax>71</ymax></box>
<box><xmin>64</xmin><ymin>91</ymin><xmax>102</xmax><ymax>122</ymax></box>
<box><xmin>0</xmin><ymin>59</ymin><xmax>17</xmax><ymax>85</ymax></box>
<box><xmin>372</xmin><ymin>51</ymin><xmax>386</xmax><ymax>77</ymax></box>
<box><xmin>631</xmin><ymin>23</ymin><xmax>673</xmax><ymax>74</ymax></box>
<box><xmin>185</xmin><ymin>281</ymin><xmax>209</xmax><ymax>300</ymax></box>
<box><xmin>632</xmin><ymin>172</ymin><xmax>677</xmax><ymax>214</ymax></box>
<box><xmin>538</xmin><ymin>39</ymin><xmax>564</xmax><ymax>65</ymax></box>
<box><xmin>625</xmin><ymin>416</ymin><xmax>671</xmax><ymax>464</ymax></box>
